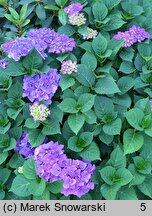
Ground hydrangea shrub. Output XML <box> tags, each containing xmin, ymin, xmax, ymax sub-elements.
<box><xmin>0</xmin><ymin>0</ymin><xmax>152</xmax><ymax>200</ymax></box>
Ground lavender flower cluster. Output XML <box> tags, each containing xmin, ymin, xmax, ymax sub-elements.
<box><xmin>113</xmin><ymin>25</ymin><xmax>150</xmax><ymax>47</ymax></box>
<box><xmin>14</xmin><ymin>132</ymin><xmax>35</xmax><ymax>159</ymax></box>
<box><xmin>1</xmin><ymin>28</ymin><xmax>76</xmax><ymax>61</ymax></box>
<box><xmin>0</xmin><ymin>59</ymin><xmax>8</xmax><ymax>69</ymax></box>
<box><xmin>23</xmin><ymin>69</ymin><xmax>61</xmax><ymax>104</ymax></box>
<box><xmin>64</xmin><ymin>2</ymin><xmax>83</xmax><ymax>17</ymax></box>
<box><xmin>34</xmin><ymin>141</ymin><xmax>95</xmax><ymax>197</ymax></box>
<box><xmin>14</xmin><ymin>134</ymin><xmax>95</xmax><ymax>197</ymax></box>
<box><xmin>150</xmin><ymin>99</ymin><xmax>152</xmax><ymax>111</ymax></box>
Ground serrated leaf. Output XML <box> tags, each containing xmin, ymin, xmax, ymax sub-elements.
<box><xmin>123</xmin><ymin>129</ymin><xmax>144</xmax><ymax>155</ymax></box>
<box><xmin>95</xmin><ymin>77</ymin><xmax>120</xmax><ymax>94</ymax></box>
<box><xmin>68</xmin><ymin>113</ymin><xmax>85</xmax><ymax>135</ymax></box>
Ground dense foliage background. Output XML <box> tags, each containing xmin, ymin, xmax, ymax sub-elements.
<box><xmin>0</xmin><ymin>0</ymin><xmax>152</xmax><ymax>200</ymax></box>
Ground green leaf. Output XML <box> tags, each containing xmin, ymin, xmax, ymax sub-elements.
<box><xmin>42</xmin><ymin>118</ymin><xmax>61</xmax><ymax>135</ymax></box>
<box><xmin>100</xmin><ymin>183</ymin><xmax>120</xmax><ymax>200</ymax></box>
<box><xmin>68</xmin><ymin>136</ymin><xmax>83</xmax><ymax>152</ymax></box>
<box><xmin>123</xmin><ymin>129</ymin><xmax>144</xmax><ymax>155</ymax></box>
<box><xmin>116</xmin><ymin>186</ymin><xmax>138</xmax><ymax>200</ymax></box>
<box><xmin>117</xmin><ymin>76</ymin><xmax>135</xmax><ymax>94</ymax></box>
<box><xmin>28</xmin><ymin>179</ymin><xmax>46</xmax><ymax>196</ymax></box>
<box><xmin>108</xmin><ymin>146</ymin><xmax>126</xmax><ymax>169</ymax></box>
<box><xmin>23</xmin><ymin>158</ymin><xmax>37</xmax><ymax>180</ymax></box>
<box><xmin>119</xmin><ymin>61</ymin><xmax>136</xmax><ymax>74</ymax></box>
<box><xmin>9</xmin><ymin>7</ymin><xmax>19</xmax><ymax>20</ymax></box>
<box><xmin>23</xmin><ymin>49</ymin><xmax>43</xmax><ymax>69</ymax></box>
<box><xmin>76</xmin><ymin>64</ymin><xmax>95</xmax><ymax>87</ymax></box>
<box><xmin>92</xmin><ymin>33</ymin><xmax>107</xmax><ymax>55</ymax></box>
<box><xmin>2</xmin><ymin>62</ymin><xmax>24</xmax><ymax>77</ymax></box>
<box><xmin>10</xmin><ymin>175</ymin><xmax>31</xmax><ymax>197</ymax></box>
<box><xmin>99</xmin><ymin>166</ymin><xmax>116</xmax><ymax>185</ymax></box>
<box><xmin>103</xmin><ymin>118</ymin><xmax>122</xmax><ymax>135</ymax></box>
<box><xmin>128</xmin><ymin>164</ymin><xmax>145</xmax><ymax>187</ymax></box>
<box><xmin>7</xmin><ymin>108</ymin><xmax>22</xmax><ymax>120</ymax></box>
<box><xmin>28</xmin><ymin>129</ymin><xmax>45</xmax><ymax>147</ymax></box>
<box><xmin>115</xmin><ymin>168</ymin><xmax>133</xmax><ymax>186</ymax></box>
<box><xmin>94</xmin><ymin>96</ymin><xmax>114</xmax><ymax>119</ymax></box>
<box><xmin>95</xmin><ymin>77</ymin><xmax>120</xmax><ymax>94</ymax></box>
<box><xmin>81</xmin><ymin>52</ymin><xmax>97</xmax><ymax>71</ymax></box>
<box><xmin>36</xmin><ymin>4</ymin><xmax>46</xmax><ymax>20</ymax></box>
<box><xmin>0</xmin><ymin>168</ymin><xmax>11</xmax><ymax>184</ymax></box>
<box><xmin>103</xmin><ymin>15</ymin><xmax>126</xmax><ymax>31</ymax></box>
<box><xmin>99</xmin><ymin>129</ymin><xmax>113</xmax><ymax>145</ymax></box>
<box><xmin>83</xmin><ymin>110</ymin><xmax>97</xmax><ymax>124</ymax></box>
<box><xmin>49</xmin><ymin>180</ymin><xmax>63</xmax><ymax>194</ymax></box>
<box><xmin>20</xmin><ymin>4</ymin><xmax>27</xmax><ymax>20</ymax></box>
<box><xmin>25</xmin><ymin>118</ymin><xmax>40</xmax><ymax>129</ymax></box>
<box><xmin>92</xmin><ymin>2</ymin><xmax>108</xmax><ymax>22</ymax></box>
<box><xmin>103</xmin><ymin>0</ymin><xmax>121</xmax><ymax>9</ymax></box>
<box><xmin>133</xmin><ymin>156</ymin><xmax>151</xmax><ymax>175</ymax></box>
<box><xmin>58</xmin><ymin>98</ymin><xmax>78</xmax><ymax>113</ymax></box>
<box><xmin>125</xmin><ymin>108</ymin><xmax>144</xmax><ymax>130</ymax></box>
<box><xmin>78</xmin><ymin>93</ymin><xmax>95</xmax><ymax>113</ymax></box>
<box><xmin>78</xmin><ymin>132</ymin><xmax>93</xmax><ymax>148</ymax></box>
<box><xmin>44</xmin><ymin>5</ymin><xmax>60</xmax><ymax>10</ymax></box>
<box><xmin>138</xmin><ymin>175</ymin><xmax>152</xmax><ymax>198</ymax></box>
<box><xmin>68</xmin><ymin>113</ymin><xmax>85</xmax><ymax>135</ymax></box>
<box><xmin>55</xmin><ymin>0</ymin><xmax>68</xmax><ymax>7</ymax></box>
<box><xmin>79</xmin><ymin>142</ymin><xmax>100</xmax><ymax>161</ymax></box>
<box><xmin>0</xmin><ymin>152</ymin><xmax>8</xmax><ymax>165</ymax></box>
<box><xmin>59</xmin><ymin>76</ymin><xmax>75</xmax><ymax>91</ymax></box>
<box><xmin>58</xmin><ymin>9</ymin><xmax>67</xmax><ymax>25</ymax></box>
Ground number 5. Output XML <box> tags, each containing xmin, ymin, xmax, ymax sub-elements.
<box><xmin>140</xmin><ymin>203</ymin><xmax>146</xmax><ymax>211</ymax></box>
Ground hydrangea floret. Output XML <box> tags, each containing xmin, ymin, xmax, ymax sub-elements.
<box><xmin>69</xmin><ymin>13</ymin><xmax>86</xmax><ymax>26</ymax></box>
<box><xmin>64</xmin><ymin>3</ymin><xmax>83</xmax><ymax>17</ymax></box>
<box><xmin>81</xmin><ymin>27</ymin><xmax>98</xmax><ymax>40</ymax></box>
<box><xmin>29</xmin><ymin>102</ymin><xmax>50</xmax><ymax>122</ymax></box>
<box><xmin>61</xmin><ymin>60</ymin><xmax>78</xmax><ymax>75</ymax></box>
<box><xmin>22</xmin><ymin>69</ymin><xmax>61</xmax><ymax>104</ymax></box>
<box><xmin>34</xmin><ymin>141</ymin><xmax>95</xmax><ymax>197</ymax></box>
<box><xmin>1</xmin><ymin>28</ymin><xmax>76</xmax><ymax>61</ymax></box>
<box><xmin>113</xmin><ymin>25</ymin><xmax>150</xmax><ymax>47</ymax></box>
<box><xmin>14</xmin><ymin>132</ymin><xmax>35</xmax><ymax>159</ymax></box>
<box><xmin>0</xmin><ymin>59</ymin><xmax>8</xmax><ymax>68</ymax></box>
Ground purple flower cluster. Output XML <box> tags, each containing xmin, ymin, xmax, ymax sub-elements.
<box><xmin>150</xmin><ymin>99</ymin><xmax>152</xmax><ymax>111</ymax></box>
<box><xmin>0</xmin><ymin>59</ymin><xmax>8</xmax><ymax>69</ymax></box>
<box><xmin>34</xmin><ymin>141</ymin><xmax>95</xmax><ymax>197</ymax></box>
<box><xmin>23</xmin><ymin>69</ymin><xmax>61</xmax><ymax>104</ymax></box>
<box><xmin>48</xmin><ymin>34</ymin><xmax>76</xmax><ymax>54</ymax></box>
<box><xmin>113</xmin><ymin>25</ymin><xmax>150</xmax><ymax>47</ymax></box>
<box><xmin>14</xmin><ymin>132</ymin><xmax>35</xmax><ymax>159</ymax></box>
<box><xmin>1</xmin><ymin>28</ymin><xmax>76</xmax><ymax>61</ymax></box>
<box><xmin>64</xmin><ymin>3</ymin><xmax>83</xmax><ymax>17</ymax></box>
<box><xmin>61</xmin><ymin>159</ymin><xmax>95</xmax><ymax>197</ymax></box>
<box><xmin>2</xmin><ymin>38</ymin><xmax>33</xmax><ymax>61</ymax></box>
<box><xmin>34</xmin><ymin>141</ymin><xmax>67</xmax><ymax>182</ymax></box>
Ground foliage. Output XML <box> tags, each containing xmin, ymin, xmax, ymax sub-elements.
<box><xmin>0</xmin><ymin>0</ymin><xmax>152</xmax><ymax>200</ymax></box>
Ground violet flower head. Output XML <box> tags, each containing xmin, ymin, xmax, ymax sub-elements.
<box><xmin>48</xmin><ymin>34</ymin><xmax>76</xmax><ymax>54</ymax></box>
<box><xmin>14</xmin><ymin>132</ymin><xmax>35</xmax><ymax>159</ymax></box>
<box><xmin>150</xmin><ymin>99</ymin><xmax>152</xmax><ymax>111</ymax></box>
<box><xmin>113</xmin><ymin>25</ymin><xmax>150</xmax><ymax>47</ymax></box>
<box><xmin>34</xmin><ymin>141</ymin><xmax>95</xmax><ymax>197</ymax></box>
<box><xmin>61</xmin><ymin>60</ymin><xmax>78</xmax><ymax>75</ymax></box>
<box><xmin>61</xmin><ymin>159</ymin><xmax>95</xmax><ymax>198</ymax></box>
<box><xmin>22</xmin><ymin>69</ymin><xmax>61</xmax><ymax>104</ymax></box>
<box><xmin>0</xmin><ymin>59</ymin><xmax>8</xmax><ymax>69</ymax></box>
<box><xmin>27</xmin><ymin>28</ymin><xmax>58</xmax><ymax>59</ymax></box>
<box><xmin>34</xmin><ymin>141</ymin><xmax>68</xmax><ymax>182</ymax></box>
<box><xmin>64</xmin><ymin>3</ymin><xmax>83</xmax><ymax>17</ymax></box>
<box><xmin>2</xmin><ymin>37</ymin><xmax>33</xmax><ymax>61</ymax></box>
